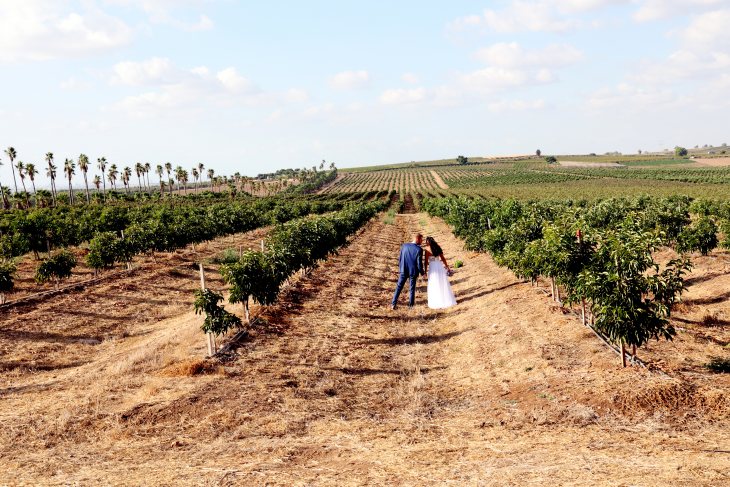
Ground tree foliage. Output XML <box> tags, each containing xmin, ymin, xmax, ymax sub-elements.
<box><xmin>193</xmin><ymin>288</ymin><xmax>242</xmax><ymax>336</ymax></box>
<box><xmin>424</xmin><ymin>195</ymin><xmax>699</xmax><ymax>352</ymax></box>
<box><xmin>35</xmin><ymin>249</ymin><xmax>76</xmax><ymax>287</ymax></box>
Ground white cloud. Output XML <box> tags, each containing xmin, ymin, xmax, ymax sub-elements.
<box><xmin>111</xmin><ymin>57</ymin><xmax>176</xmax><ymax>85</ymax></box>
<box><xmin>60</xmin><ymin>77</ymin><xmax>93</xmax><ymax>91</ymax></box>
<box><xmin>0</xmin><ymin>1</ymin><xmax>133</xmax><ymax>62</ymax></box>
<box><xmin>104</xmin><ymin>0</ymin><xmax>214</xmax><ymax>31</ymax></box>
<box><xmin>587</xmin><ymin>83</ymin><xmax>679</xmax><ymax>109</ymax></box>
<box><xmin>380</xmin><ymin>87</ymin><xmax>429</xmax><ymax>105</ymax></box>
<box><xmin>109</xmin><ymin>59</ymin><xmax>313</xmax><ymax>117</ymax></box>
<box><xmin>216</xmin><ymin>67</ymin><xmax>255</xmax><ymax>93</ymax></box>
<box><xmin>633</xmin><ymin>0</ymin><xmax>725</xmax><ymax>22</ymax></box>
<box><xmin>330</xmin><ymin>70</ymin><xmax>371</xmax><ymax>90</ymax></box>
<box><xmin>459</xmin><ymin>66</ymin><xmax>554</xmax><ymax>94</ymax></box>
<box><xmin>401</xmin><ymin>72</ymin><xmax>420</xmax><ymax>84</ymax></box>
<box><xmin>447</xmin><ymin>1</ymin><xmax>627</xmax><ymax>34</ymax></box>
<box><xmin>475</xmin><ymin>42</ymin><xmax>584</xmax><ymax>68</ymax></box>
<box><xmin>487</xmin><ymin>99</ymin><xmax>546</xmax><ymax>113</ymax></box>
<box><xmin>628</xmin><ymin>9</ymin><xmax>730</xmax><ymax>84</ymax></box>
<box><xmin>682</xmin><ymin>8</ymin><xmax>730</xmax><ymax>46</ymax></box>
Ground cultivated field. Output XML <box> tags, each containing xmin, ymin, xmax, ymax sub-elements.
<box><xmin>1</xmin><ymin>210</ymin><xmax>728</xmax><ymax>484</ymax></box>
<box><xmin>2</xmin><ymin>157</ymin><xmax>730</xmax><ymax>485</ymax></box>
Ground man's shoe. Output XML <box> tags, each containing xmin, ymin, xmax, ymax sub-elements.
<box><xmin>390</xmin><ymin>304</ymin><xmax>397</xmax><ymax>310</ymax></box>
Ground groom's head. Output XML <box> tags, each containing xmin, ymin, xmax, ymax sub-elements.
<box><xmin>413</xmin><ymin>233</ymin><xmax>423</xmax><ymax>245</ymax></box>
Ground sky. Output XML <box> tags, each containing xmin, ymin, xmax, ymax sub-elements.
<box><xmin>0</xmin><ymin>0</ymin><xmax>728</xmax><ymax>186</ymax></box>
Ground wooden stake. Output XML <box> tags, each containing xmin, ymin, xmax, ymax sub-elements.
<box><xmin>621</xmin><ymin>342</ymin><xmax>627</xmax><ymax>368</ymax></box>
<box><xmin>551</xmin><ymin>277</ymin><xmax>556</xmax><ymax>301</ymax></box>
<box><xmin>581</xmin><ymin>299</ymin><xmax>587</xmax><ymax>326</ymax></box>
<box><xmin>261</xmin><ymin>240</ymin><xmax>265</xmax><ymax>252</ymax></box>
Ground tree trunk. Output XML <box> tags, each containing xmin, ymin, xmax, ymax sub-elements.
<box><xmin>83</xmin><ymin>172</ymin><xmax>90</xmax><ymax>203</ymax></box>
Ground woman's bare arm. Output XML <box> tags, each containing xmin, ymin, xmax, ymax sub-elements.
<box><xmin>424</xmin><ymin>250</ymin><xmax>431</xmax><ymax>274</ymax></box>
<box><xmin>439</xmin><ymin>254</ymin><xmax>450</xmax><ymax>272</ymax></box>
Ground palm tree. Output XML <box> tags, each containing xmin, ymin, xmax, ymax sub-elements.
<box><xmin>144</xmin><ymin>162</ymin><xmax>152</xmax><ymax>192</ymax></box>
<box><xmin>0</xmin><ymin>160</ymin><xmax>8</xmax><ymax>209</ymax></box>
<box><xmin>122</xmin><ymin>167</ymin><xmax>132</xmax><ymax>195</ymax></box>
<box><xmin>16</xmin><ymin>161</ymin><xmax>29</xmax><ymax>206</ymax></box>
<box><xmin>197</xmin><ymin>162</ymin><xmax>205</xmax><ymax>187</ymax></box>
<box><xmin>45</xmin><ymin>153</ymin><xmax>57</xmax><ymax>205</ymax></box>
<box><xmin>64</xmin><ymin>158</ymin><xmax>76</xmax><ymax>204</ymax></box>
<box><xmin>320</xmin><ymin>159</ymin><xmax>325</xmax><ymax>171</ymax></box>
<box><xmin>97</xmin><ymin>157</ymin><xmax>107</xmax><ymax>201</ymax></box>
<box><xmin>4</xmin><ymin>147</ymin><xmax>18</xmax><ymax>194</ymax></box>
<box><xmin>182</xmin><ymin>170</ymin><xmax>189</xmax><ymax>194</ymax></box>
<box><xmin>93</xmin><ymin>175</ymin><xmax>102</xmax><ymax>194</ymax></box>
<box><xmin>108</xmin><ymin>164</ymin><xmax>119</xmax><ymax>191</ymax></box>
<box><xmin>174</xmin><ymin>166</ymin><xmax>183</xmax><ymax>192</ymax></box>
<box><xmin>207</xmin><ymin>168</ymin><xmax>215</xmax><ymax>191</ymax></box>
<box><xmin>155</xmin><ymin>164</ymin><xmax>164</xmax><ymax>194</ymax></box>
<box><xmin>134</xmin><ymin>162</ymin><xmax>144</xmax><ymax>193</ymax></box>
<box><xmin>35</xmin><ymin>189</ymin><xmax>52</xmax><ymax>208</ymax></box>
<box><xmin>329</xmin><ymin>161</ymin><xmax>336</xmax><ymax>170</ymax></box>
<box><xmin>78</xmin><ymin>153</ymin><xmax>90</xmax><ymax>204</ymax></box>
<box><xmin>191</xmin><ymin>167</ymin><xmax>199</xmax><ymax>193</ymax></box>
<box><xmin>165</xmin><ymin>162</ymin><xmax>173</xmax><ymax>197</ymax></box>
<box><xmin>26</xmin><ymin>163</ymin><xmax>38</xmax><ymax>205</ymax></box>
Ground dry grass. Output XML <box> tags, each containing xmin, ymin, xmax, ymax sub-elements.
<box><xmin>1</xmin><ymin>214</ymin><xmax>729</xmax><ymax>485</ymax></box>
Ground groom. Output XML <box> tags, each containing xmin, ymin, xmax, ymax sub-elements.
<box><xmin>391</xmin><ymin>233</ymin><xmax>425</xmax><ymax>309</ymax></box>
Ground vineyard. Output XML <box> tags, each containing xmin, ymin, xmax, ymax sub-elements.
<box><xmin>1</xmin><ymin>158</ymin><xmax>730</xmax><ymax>484</ymax></box>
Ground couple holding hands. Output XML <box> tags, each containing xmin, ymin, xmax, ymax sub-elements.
<box><xmin>391</xmin><ymin>233</ymin><xmax>456</xmax><ymax>310</ymax></box>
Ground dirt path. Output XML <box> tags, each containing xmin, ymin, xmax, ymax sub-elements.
<box><xmin>430</xmin><ymin>170</ymin><xmax>449</xmax><ymax>189</ymax></box>
<box><xmin>1</xmin><ymin>214</ymin><xmax>728</xmax><ymax>485</ymax></box>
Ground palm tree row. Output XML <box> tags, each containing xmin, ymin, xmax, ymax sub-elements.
<box><xmin>1</xmin><ymin>146</ymin><xmax>218</xmax><ymax>210</ymax></box>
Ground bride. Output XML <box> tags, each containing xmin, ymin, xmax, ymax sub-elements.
<box><xmin>424</xmin><ymin>236</ymin><xmax>457</xmax><ymax>309</ymax></box>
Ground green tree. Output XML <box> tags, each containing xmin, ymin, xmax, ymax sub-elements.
<box><xmin>64</xmin><ymin>158</ymin><xmax>76</xmax><ymax>204</ymax></box>
<box><xmin>46</xmin><ymin>152</ymin><xmax>57</xmax><ymax>206</ymax></box>
<box><xmin>675</xmin><ymin>146</ymin><xmax>688</xmax><ymax>157</ymax></box>
<box><xmin>78</xmin><ymin>153</ymin><xmax>90</xmax><ymax>203</ymax></box>
<box><xmin>35</xmin><ymin>249</ymin><xmax>77</xmax><ymax>290</ymax></box>
<box><xmin>97</xmin><ymin>157</ymin><xmax>107</xmax><ymax>201</ymax></box>
<box><xmin>0</xmin><ymin>261</ymin><xmax>16</xmax><ymax>304</ymax></box>
<box><xmin>4</xmin><ymin>147</ymin><xmax>18</xmax><ymax>194</ymax></box>
<box><xmin>193</xmin><ymin>288</ymin><xmax>242</xmax><ymax>336</ymax></box>
<box><xmin>25</xmin><ymin>163</ymin><xmax>38</xmax><ymax>205</ymax></box>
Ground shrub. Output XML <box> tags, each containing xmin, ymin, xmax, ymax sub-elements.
<box><xmin>675</xmin><ymin>217</ymin><xmax>718</xmax><ymax>255</ymax></box>
<box><xmin>454</xmin><ymin>260</ymin><xmax>464</xmax><ymax>268</ymax></box>
<box><xmin>0</xmin><ymin>261</ymin><xmax>16</xmax><ymax>304</ymax></box>
<box><xmin>193</xmin><ymin>288</ymin><xmax>242</xmax><ymax>336</ymax></box>
<box><xmin>706</xmin><ymin>358</ymin><xmax>730</xmax><ymax>373</ymax></box>
<box><xmin>35</xmin><ymin>249</ymin><xmax>77</xmax><ymax>289</ymax></box>
<box><xmin>545</xmin><ymin>156</ymin><xmax>558</xmax><ymax>164</ymax></box>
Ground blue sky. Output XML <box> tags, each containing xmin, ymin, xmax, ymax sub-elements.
<box><xmin>0</xmin><ymin>0</ymin><xmax>728</xmax><ymax>186</ymax></box>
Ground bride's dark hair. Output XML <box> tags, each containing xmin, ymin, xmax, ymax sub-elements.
<box><xmin>425</xmin><ymin>236</ymin><xmax>442</xmax><ymax>257</ymax></box>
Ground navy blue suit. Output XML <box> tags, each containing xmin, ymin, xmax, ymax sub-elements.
<box><xmin>391</xmin><ymin>242</ymin><xmax>424</xmax><ymax>307</ymax></box>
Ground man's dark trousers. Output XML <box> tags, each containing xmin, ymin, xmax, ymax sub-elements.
<box><xmin>391</xmin><ymin>242</ymin><xmax>424</xmax><ymax>307</ymax></box>
<box><xmin>392</xmin><ymin>274</ymin><xmax>418</xmax><ymax>307</ymax></box>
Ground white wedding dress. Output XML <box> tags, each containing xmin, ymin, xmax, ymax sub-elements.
<box><xmin>427</xmin><ymin>257</ymin><xmax>457</xmax><ymax>309</ymax></box>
